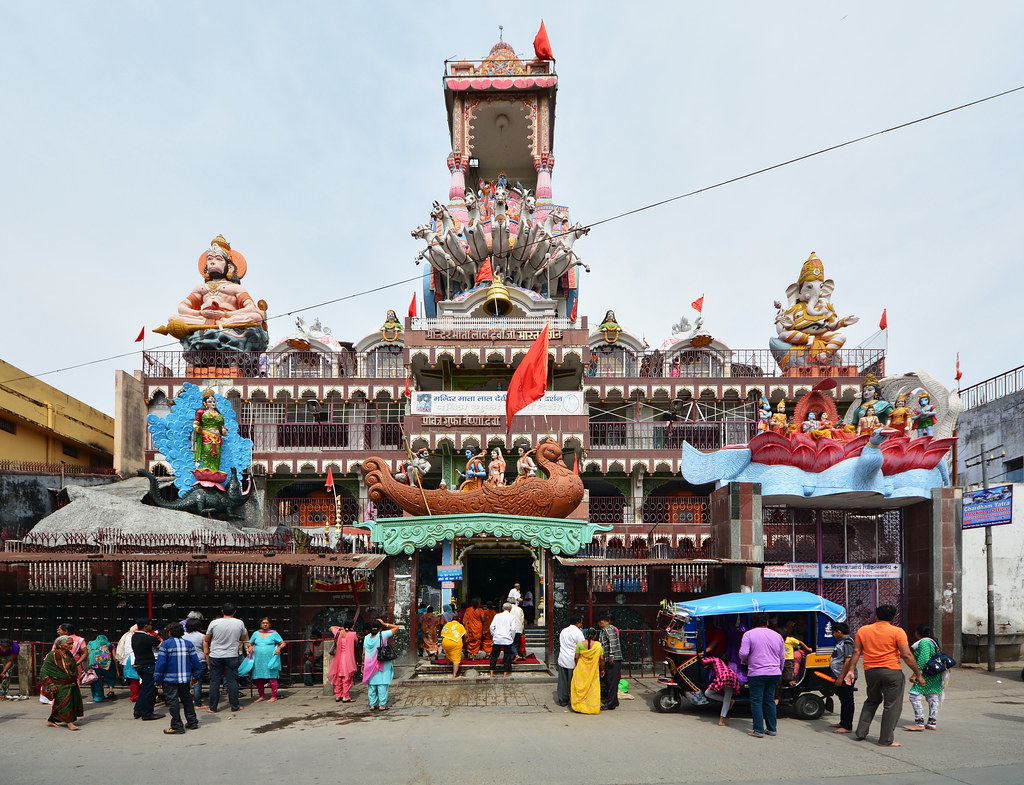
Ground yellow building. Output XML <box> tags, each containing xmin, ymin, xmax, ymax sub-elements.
<box><xmin>0</xmin><ymin>359</ymin><xmax>114</xmax><ymax>471</ymax></box>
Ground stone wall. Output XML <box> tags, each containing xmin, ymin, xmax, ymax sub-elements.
<box><xmin>0</xmin><ymin>472</ymin><xmax>118</xmax><ymax>533</ymax></box>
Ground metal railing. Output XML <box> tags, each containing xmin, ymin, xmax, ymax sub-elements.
<box><xmin>585</xmin><ymin>347</ymin><xmax>885</xmax><ymax>379</ymax></box>
<box><xmin>587</xmin><ymin>496</ymin><xmax>710</xmax><ymax>526</ymax></box>
<box><xmin>445</xmin><ymin>58</ymin><xmax>556</xmax><ymax>77</ymax></box>
<box><xmin>142</xmin><ymin>350</ymin><xmax>406</xmax><ymax>380</ymax></box>
<box><xmin>588</xmin><ymin>420</ymin><xmax>756</xmax><ymax>451</ymax></box>
<box><xmin>577</xmin><ymin>532</ymin><xmax>715</xmax><ymax>560</ymax></box>
<box><xmin>618</xmin><ymin>630</ymin><xmax>662</xmax><ymax>679</ymax></box>
<box><xmin>0</xmin><ymin>460</ymin><xmax>116</xmax><ymax>476</ymax></box>
<box><xmin>960</xmin><ymin>365</ymin><xmax>1024</xmax><ymax>410</ymax></box>
<box><xmin>240</xmin><ymin>422</ymin><xmax>405</xmax><ymax>451</ymax></box>
<box><xmin>269</xmin><ymin>497</ymin><xmax>402</xmax><ymax>530</ymax></box>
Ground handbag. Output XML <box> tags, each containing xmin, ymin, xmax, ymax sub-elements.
<box><xmin>80</xmin><ymin>668</ymin><xmax>98</xmax><ymax>685</ymax></box>
<box><xmin>922</xmin><ymin>640</ymin><xmax>956</xmax><ymax>676</ymax></box>
<box><xmin>237</xmin><ymin>654</ymin><xmax>255</xmax><ymax>676</ymax></box>
<box><xmin>376</xmin><ymin>634</ymin><xmax>397</xmax><ymax>662</ymax></box>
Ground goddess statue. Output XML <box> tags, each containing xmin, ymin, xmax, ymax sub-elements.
<box><xmin>887</xmin><ymin>393</ymin><xmax>912</xmax><ymax>436</ymax></box>
<box><xmin>769</xmin><ymin>252</ymin><xmax>859</xmax><ymax>370</ymax></box>
<box><xmin>850</xmin><ymin>374</ymin><xmax>893</xmax><ymax>428</ymax></box>
<box><xmin>380</xmin><ymin>309</ymin><xmax>403</xmax><ymax>342</ymax></box>
<box><xmin>487</xmin><ymin>448</ymin><xmax>507</xmax><ymax>486</ymax></box>
<box><xmin>154</xmin><ymin>236</ymin><xmax>269</xmax><ymax>353</ymax></box>
<box><xmin>515</xmin><ymin>446</ymin><xmax>537</xmax><ymax>481</ymax></box>
<box><xmin>598</xmin><ymin>310</ymin><xmax>622</xmax><ymax>343</ymax></box>
<box><xmin>193</xmin><ymin>389</ymin><xmax>227</xmax><ymax>473</ymax></box>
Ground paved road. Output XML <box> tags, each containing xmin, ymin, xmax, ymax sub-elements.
<box><xmin>2</xmin><ymin>663</ymin><xmax>1022</xmax><ymax>784</ymax></box>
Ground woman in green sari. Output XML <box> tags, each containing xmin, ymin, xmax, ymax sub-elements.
<box><xmin>40</xmin><ymin>636</ymin><xmax>83</xmax><ymax>730</ymax></box>
<box><xmin>193</xmin><ymin>390</ymin><xmax>227</xmax><ymax>471</ymax></box>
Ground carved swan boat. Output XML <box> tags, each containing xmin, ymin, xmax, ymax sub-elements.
<box><xmin>362</xmin><ymin>440</ymin><xmax>584</xmax><ymax>518</ymax></box>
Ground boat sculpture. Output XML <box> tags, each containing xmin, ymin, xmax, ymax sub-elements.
<box><xmin>362</xmin><ymin>439</ymin><xmax>584</xmax><ymax>518</ymax></box>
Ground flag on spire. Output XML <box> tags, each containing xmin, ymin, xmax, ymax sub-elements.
<box><xmin>879</xmin><ymin>309</ymin><xmax>888</xmax><ymax>330</ymax></box>
<box><xmin>134</xmin><ymin>327</ymin><xmax>145</xmax><ymax>342</ymax></box>
<box><xmin>505</xmin><ymin>323</ymin><xmax>550</xmax><ymax>436</ymax></box>
<box><xmin>533</xmin><ymin>20</ymin><xmax>554</xmax><ymax>60</ymax></box>
<box><xmin>404</xmin><ymin>374</ymin><xmax>411</xmax><ymax>399</ymax></box>
<box><xmin>955</xmin><ymin>353</ymin><xmax>962</xmax><ymax>382</ymax></box>
<box><xmin>570</xmin><ymin>297</ymin><xmax>578</xmax><ymax>323</ymax></box>
<box><xmin>691</xmin><ymin>295</ymin><xmax>704</xmax><ymax>313</ymax></box>
<box><xmin>408</xmin><ymin>292</ymin><xmax>417</xmax><ymax>319</ymax></box>
<box><xmin>325</xmin><ymin>467</ymin><xmax>335</xmax><ymax>491</ymax></box>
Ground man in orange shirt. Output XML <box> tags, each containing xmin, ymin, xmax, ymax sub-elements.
<box><xmin>839</xmin><ymin>605</ymin><xmax>925</xmax><ymax>747</ymax></box>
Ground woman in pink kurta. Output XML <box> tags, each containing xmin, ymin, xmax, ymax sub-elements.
<box><xmin>328</xmin><ymin>621</ymin><xmax>358</xmax><ymax>703</ymax></box>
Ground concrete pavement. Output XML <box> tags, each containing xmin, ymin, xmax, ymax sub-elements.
<box><xmin>1</xmin><ymin>662</ymin><xmax>1022</xmax><ymax>784</ymax></box>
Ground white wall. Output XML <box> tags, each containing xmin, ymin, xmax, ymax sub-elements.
<box><xmin>961</xmin><ymin>482</ymin><xmax>1024</xmax><ymax>636</ymax></box>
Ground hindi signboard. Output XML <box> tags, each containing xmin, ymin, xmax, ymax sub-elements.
<box><xmin>962</xmin><ymin>484</ymin><xmax>1014</xmax><ymax>529</ymax></box>
<box><xmin>821</xmin><ymin>563</ymin><xmax>902</xmax><ymax>580</ymax></box>
<box><xmin>412</xmin><ymin>390</ymin><xmax>584</xmax><ymax>416</ymax></box>
<box><xmin>437</xmin><ymin>564</ymin><xmax>463</xmax><ymax>581</ymax></box>
<box><xmin>763</xmin><ymin>563</ymin><xmax>820</xmax><ymax>579</ymax></box>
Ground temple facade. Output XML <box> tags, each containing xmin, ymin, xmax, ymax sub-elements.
<box><xmin>2</xmin><ymin>37</ymin><xmax>962</xmax><ymax>663</ymax></box>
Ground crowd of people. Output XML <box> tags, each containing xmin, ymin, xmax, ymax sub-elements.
<box><xmin>1</xmin><ymin>596</ymin><xmax>949</xmax><ymax>742</ymax></box>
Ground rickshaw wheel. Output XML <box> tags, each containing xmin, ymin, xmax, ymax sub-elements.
<box><xmin>654</xmin><ymin>688</ymin><xmax>682</xmax><ymax>713</ymax></box>
<box><xmin>791</xmin><ymin>693</ymin><xmax>825</xmax><ymax>720</ymax></box>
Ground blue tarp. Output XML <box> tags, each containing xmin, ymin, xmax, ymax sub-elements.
<box><xmin>672</xmin><ymin>591</ymin><xmax>847</xmax><ymax>622</ymax></box>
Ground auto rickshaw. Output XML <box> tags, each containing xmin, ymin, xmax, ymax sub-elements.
<box><xmin>653</xmin><ymin>590</ymin><xmax>847</xmax><ymax>720</ymax></box>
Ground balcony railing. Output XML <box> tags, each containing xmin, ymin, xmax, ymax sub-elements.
<box><xmin>585</xmin><ymin>347</ymin><xmax>885</xmax><ymax>379</ymax></box>
<box><xmin>269</xmin><ymin>497</ymin><xmax>403</xmax><ymax>530</ymax></box>
<box><xmin>587</xmin><ymin>496</ymin><xmax>710</xmax><ymax>526</ymax></box>
<box><xmin>142</xmin><ymin>350</ymin><xmax>406</xmax><ymax>380</ymax></box>
<box><xmin>240</xmin><ymin>422</ymin><xmax>404</xmax><ymax>452</ymax></box>
<box><xmin>960</xmin><ymin>365</ymin><xmax>1024</xmax><ymax>410</ymax></box>
<box><xmin>588</xmin><ymin>420</ymin><xmax>756</xmax><ymax>451</ymax></box>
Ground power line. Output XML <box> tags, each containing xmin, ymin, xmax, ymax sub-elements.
<box><xmin>3</xmin><ymin>82</ymin><xmax>1022</xmax><ymax>388</ymax></box>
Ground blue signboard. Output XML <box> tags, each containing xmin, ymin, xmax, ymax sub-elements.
<box><xmin>962</xmin><ymin>484</ymin><xmax>1014</xmax><ymax>529</ymax></box>
<box><xmin>437</xmin><ymin>564</ymin><xmax>463</xmax><ymax>581</ymax></box>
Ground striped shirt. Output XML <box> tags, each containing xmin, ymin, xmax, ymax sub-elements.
<box><xmin>154</xmin><ymin>637</ymin><xmax>202</xmax><ymax>684</ymax></box>
<box><xmin>598</xmin><ymin>624</ymin><xmax>623</xmax><ymax>662</ymax></box>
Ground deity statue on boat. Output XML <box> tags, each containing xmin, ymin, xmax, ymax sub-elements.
<box><xmin>154</xmin><ymin>235</ymin><xmax>269</xmax><ymax>354</ymax></box>
<box><xmin>770</xmin><ymin>252</ymin><xmax>859</xmax><ymax>371</ymax></box>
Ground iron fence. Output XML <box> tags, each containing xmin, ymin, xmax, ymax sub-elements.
<box><xmin>240</xmin><ymin>422</ymin><xmax>404</xmax><ymax>451</ymax></box>
<box><xmin>142</xmin><ymin>350</ymin><xmax>406</xmax><ymax>380</ymax></box>
<box><xmin>588</xmin><ymin>420</ymin><xmax>756</xmax><ymax>450</ymax></box>
<box><xmin>585</xmin><ymin>347</ymin><xmax>885</xmax><ymax>380</ymax></box>
<box><xmin>0</xmin><ymin>460</ymin><xmax>116</xmax><ymax>476</ymax></box>
<box><xmin>960</xmin><ymin>365</ymin><xmax>1024</xmax><ymax>410</ymax></box>
<box><xmin>586</xmin><ymin>496</ymin><xmax>710</xmax><ymax>526</ymax></box>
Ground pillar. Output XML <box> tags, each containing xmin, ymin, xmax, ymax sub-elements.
<box><xmin>709</xmin><ymin>482</ymin><xmax>763</xmax><ymax>593</ymax></box>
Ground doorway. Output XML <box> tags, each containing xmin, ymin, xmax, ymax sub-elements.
<box><xmin>463</xmin><ymin>550</ymin><xmax>535</xmax><ymax>607</ymax></box>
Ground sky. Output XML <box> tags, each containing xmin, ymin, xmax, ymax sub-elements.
<box><xmin>2</xmin><ymin>2</ymin><xmax>1022</xmax><ymax>415</ymax></box>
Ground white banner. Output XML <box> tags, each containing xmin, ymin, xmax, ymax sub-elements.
<box><xmin>412</xmin><ymin>390</ymin><xmax>584</xmax><ymax>416</ymax></box>
<box><xmin>821</xmin><ymin>563</ymin><xmax>902</xmax><ymax>580</ymax></box>
<box><xmin>763</xmin><ymin>563</ymin><xmax>820</xmax><ymax>579</ymax></box>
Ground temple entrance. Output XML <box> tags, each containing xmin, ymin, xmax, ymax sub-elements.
<box><xmin>462</xmin><ymin>548</ymin><xmax>536</xmax><ymax>607</ymax></box>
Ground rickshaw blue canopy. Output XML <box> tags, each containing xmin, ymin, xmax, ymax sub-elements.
<box><xmin>672</xmin><ymin>591</ymin><xmax>847</xmax><ymax>623</ymax></box>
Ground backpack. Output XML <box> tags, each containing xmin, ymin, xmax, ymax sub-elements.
<box><xmin>921</xmin><ymin>639</ymin><xmax>956</xmax><ymax>676</ymax></box>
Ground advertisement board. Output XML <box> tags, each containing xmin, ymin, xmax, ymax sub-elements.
<box><xmin>962</xmin><ymin>484</ymin><xmax>1014</xmax><ymax>529</ymax></box>
<box><xmin>437</xmin><ymin>564</ymin><xmax>463</xmax><ymax>581</ymax></box>
<box><xmin>763</xmin><ymin>563</ymin><xmax>820</xmax><ymax>579</ymax></box>
<box><xmin>412</xmin><ymin>390</ymin><xmax>584</xmax><ymax>416</ymax></box>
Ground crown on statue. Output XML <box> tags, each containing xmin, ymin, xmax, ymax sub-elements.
<box><xmin>798</xmin><ymin>252</ymin><xmax>825</xmax><ymax>283</ymax></box>
<box><xmin>776</xmin><ymin>398</ymin><xmax>787</xmax><ymax>413</ymax></box>
<box><xmin>211</xmin><ymin>235</ymin><xmax>231</xmax><ymax>253</ymax></box>
<box><xmin>202</xmin><ymin>387</ymin><xmax>216</xmax><ymax>399</ymax></box>
<box><xmin>863</xmin><ymin>373</ymin><xmax>879</xmax><ymax>387</ymax></box>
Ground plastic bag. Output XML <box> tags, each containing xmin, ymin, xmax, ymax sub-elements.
<box><xmin>618</xmin><ymin>678</ymin><xmax>629</xmax><ymax>693</ymax></box>
<box><xmin>237</xmin><ymin>654</ymin><xmax>255</xmax><ymax>676</ymax></box>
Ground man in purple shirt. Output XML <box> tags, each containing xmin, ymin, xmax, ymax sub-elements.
<box><xmin>739</xmin><ymin>613</ymin><xmax>787</xmax><ymax>738</ymax></box>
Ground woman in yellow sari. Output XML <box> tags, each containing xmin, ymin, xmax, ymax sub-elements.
<box><xmin>439</xmin><ymin>617</ymin><xmax>467</xmax><ymax>679</ymax></box>
<box><xmin>571</xmin><ymin>627</ymin><xmax>605</xmax><ymax>714</ymax></box>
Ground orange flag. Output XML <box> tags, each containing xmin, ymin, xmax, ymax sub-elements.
<box><xmin>505</xmin><ymin>324</ymin><xmax>550</xmax><ymax>437</ymax></box>
<box><xmin>533</xmin><ymin>21</ymin><xmax>554</xmax><ymax>60</ymax></box>
<box><xmin>325</xmin><ymin>467</ymin><xmax>335</xmax><ymax>491</ymax></box>
<box><xmin>691</xmin><ymin>295</ymin><xmax>704</xmax><ymax>313</ymax></box>
<box><xmin>955</xmin><ymin>353</ymin><xmax>962</xmax><ymax>382</ymax></box>
<box><xmin>879</xmin><ymin>309</ymin><xmax>888</xmax><ymax>330</ymax></box>
<box><xmin>408</xmin><ymin>292</ymin><xmax>417</xmax><ymax>318</ymax></box>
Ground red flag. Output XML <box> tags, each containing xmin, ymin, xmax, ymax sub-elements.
<box><xmin>505</xmin><ymin>323</ymin><xmax>550</xmax><ymax>436</ymax></box>
<box><xmin>691</xmin><ymin>295</ymin><xmax>704</xmax><ymax>313</ymax></box>
<box><xmin>570</xmin><ymin>297</ymin><xmax>578</xmax><ymax>322</ymax></box>
<box><xmin>533</xmin><ymin>21</ymin><xmax>554</xmax><ymax>60</ymax></box>
<box><xmin>475</xmin><ymin>258</ymin><xmax>493</xmax><ymax>283</ymax></box>
<box><xmin>134</xmin><ymin>327</ymin><xmax>145</xmax><ymax>342</ymax></box>
<box><xmin>955</xmin><ymin>353</ymin><xmax>962</xmax><ymax>382</ymax></box>
<box><xmin>404</xmin><ymin>374</ymin><xmax>411</xmax><ymax>398</ymax></box>
<box><xmin>325</xmin><ymin>467</ymin><xmax>335</xmax><ymax>491</ymax></box>
<box><xmin>408</xmin><ymin>292</ymin><xmax>417</xmax><ymax>318</ymax></box>
<box><xmin>572</xmin><ymin>452</ymin><xmax>579</xmax><ymax>476</ymax></box>
<box><xmin>879</xmin><ymin>309</ymin><xmax>888</xmax><ymax>330</ymax></box>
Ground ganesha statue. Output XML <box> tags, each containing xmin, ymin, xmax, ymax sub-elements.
<box><xmin>154</xmin><ymin>235</ymin><xmax>270</xmax><ymax>355</ymax></box>
<box><xmin>769</xmin><ymin>252</ymin><xmax>859</xmax><ymax>371</ymax></box>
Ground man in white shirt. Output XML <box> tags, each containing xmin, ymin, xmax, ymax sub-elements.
<box><xmin>509</xmin><ymin>602</ymin><xmax>527</xmax><ymax>660</ymax></box>
<box><xmin>556</xmin><ymin>615</ymin><xmax>585</xmax><ymax>707</ymax></box>
<box><xmin>203</xmin><ymin>603</ymin><xmax>248</xmax><ymax>713</ymax></box>
<box><xmin>507</xmin><ymin>583</ymin><xmax>522</xmax><ymax>605</ymax></box>
<box><xmin>489</xmin><ymin>603</ymin><xmax>518</xmax><ymax>677</ymax></box>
